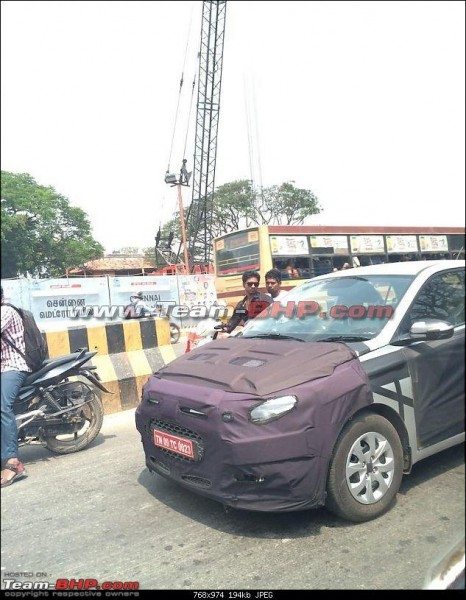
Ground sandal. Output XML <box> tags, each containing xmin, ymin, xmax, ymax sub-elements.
<box><xmin>0</xmin><ymin>461</ymin><xmax>27</xmax><ymax>488</ymax></box>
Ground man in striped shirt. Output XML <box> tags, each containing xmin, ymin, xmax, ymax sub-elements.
<box><xmin>1</xmin><ymin>286</ymin><xmax>31</xmax><ymax>488</ymax></box>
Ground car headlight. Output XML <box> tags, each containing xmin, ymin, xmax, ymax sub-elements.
<box><xmin>249</xmin><ymin>395</ymin><xmax>297</xmax><ymax>424</ymax></box>
<box><xmin>142</xmin><ymin>389</ymin><xmax>159</xmax><ymax>404</ymax></box>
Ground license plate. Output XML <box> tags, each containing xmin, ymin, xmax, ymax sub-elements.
<box><xmin>153</xmin><ymin>429</ymin><xmax>195</xmax><ymax>459</ymax></box>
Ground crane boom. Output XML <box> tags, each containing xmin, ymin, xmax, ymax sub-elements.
<box><xmin>182</xmin><ymin>0</ymin><xmax>227</xmax><ymax>266</ymax></box>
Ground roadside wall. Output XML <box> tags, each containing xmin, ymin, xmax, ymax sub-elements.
<box><xmin>42</xmin><ymin>317</ymin><xmax>176</xmax><ymax>414</ymax></box>
<box><xmin>1</xmin><ymin>274</ymin><xmax>218</xmax><ymax>329</ymax></box>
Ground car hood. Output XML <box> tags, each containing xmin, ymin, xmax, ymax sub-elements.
<box><xmin>156</xmin><ymin>337</ymin><xmax>357</xmax><ymax>396</ymax></box>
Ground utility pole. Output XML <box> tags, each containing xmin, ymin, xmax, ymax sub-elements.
<box><xmin>164</xmin><ymin>159</ymin><xmax>192</xmax><ymax>274</ymax></box>
<box><xmin>177</xmin><ymin>183</ymin><xmax>190</xmax><ymax>273</ymax></box>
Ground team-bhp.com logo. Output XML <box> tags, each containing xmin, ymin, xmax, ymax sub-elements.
<box><xmin>260</xmin><ymin>300</ymin><xmax>394</xmax><ymax>320</ymax></box>
<box><xmin>65</xmin><ymin>301</ymin><xmax>393</xmax><ymax>321</ymax></box>
<box><xmin>67</xmin><ymin>304</ymin><xmax>230</xmax><ymax>320</ymax></box>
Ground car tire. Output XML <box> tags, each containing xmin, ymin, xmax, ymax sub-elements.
<box><xmin>326</xmin><ymin>413</ymin><xmax>404</xmax><ymax>522</ymax></box>
<box><xmin>170</xmin><ymin>323</ymin><xmax>180</xmax><ymax>344</ymax></box>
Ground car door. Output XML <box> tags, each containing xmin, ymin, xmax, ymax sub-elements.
<box><xmin>396</xmin><ymin>268</ymin><xmax>465</xmax><ymax>449</ymax></box>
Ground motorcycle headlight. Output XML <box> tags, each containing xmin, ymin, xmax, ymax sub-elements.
<box><xmin>249</xmin><ymin>395</ymin><xmax>297</xmax><ymax>424</ymax></box>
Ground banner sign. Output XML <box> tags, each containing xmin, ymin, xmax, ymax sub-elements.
<box><xmin>309</xmin><ymin>235</ymin><xmax>349</xmax><ymax>254</ymax></box>
<box><xmin>350</xmin><ymin>235</ymin><xmax>385</xmax><ymax>254</ymax></box>
<box><xmin>419</xmin><ymin>235</ymin><xmax>448</xmax><ymax>252</ymax></box>
<box><xmin>108</xmin><ymin>276</ymin><xmax>178</xmax><ymax>312</ymax></box>
<box><xmin>176</xmin><ymin>274</ymin><xmax>219</xmax><ymax>327</ymax></box>
<box><xmin>29</xmin><ymin>278</ymin><xmax>109</xmax><ymax>325</ymax></box>
<box><xmin>270</xmin><ymin>236</ymin><xmax>309</xmax><ymax>256</ymax></box>
<box><xmin>177</xmin><ymin>274</ymin><xmax>217</xmax><ymax>308</ymax></box>
<box><xmin>1</xmin><ymin>279</ymin><xmax>31</xmax><ymax>311</ymax></box>
<box><xmin>386</xmin><ymin>235</ymin><xmax>419</xmax><ymax>253</ymax></box>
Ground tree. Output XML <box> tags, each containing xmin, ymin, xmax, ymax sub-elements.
<box><xmin>210</xmin><ymin>179</ymin><xmax>257</xmax><ymax>234</ymax></box>
<box><xmin>1</xmin><ymin>171</ymin><xmax>104</xmax><ymax>278</ymax></box>
<box><xmin>212</xmin><ymin>179</ymin><xmax>321</xmax><ymax>229</ymax></box>
<box><xmin>144</xmin><ymin>179</ymin><xmax>321</xmax><ymax>263</ymax></box>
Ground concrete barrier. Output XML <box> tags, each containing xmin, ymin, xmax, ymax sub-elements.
<box><xmin>42</xmin><ymin>317</ymin><xmax>175</xmax><ymax>414</ymax></box>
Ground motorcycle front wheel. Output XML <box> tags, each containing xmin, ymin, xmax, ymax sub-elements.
<box><xmin>170</xmin><ymin>322</ymin><xmax>181</xmax><ymax>344</ymax></box>
<box><xmin>43</xmin><ymin>393</ymin><xmax>104</xmax><ymax>454</ymax></box>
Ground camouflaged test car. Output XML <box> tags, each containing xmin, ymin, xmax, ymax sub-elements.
<box><xmin>136</xmin><ymin>260</ymin><xmax>465</xmax><ymax>522</ymax></box>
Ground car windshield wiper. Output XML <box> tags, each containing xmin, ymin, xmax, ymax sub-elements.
<box><xmin>334</xmin><ymin>276</ymin><xmax>369</xmax><ymax>282</ymax></box>
<box><xmin>315</xmin><ymin>335</ymin><xmax>372</xmax><ymax>342</ymax></box>
<box><xmin>244</xmin><ymin>333</ymin><xmax>306</xmax><ymax>342</ymax></box>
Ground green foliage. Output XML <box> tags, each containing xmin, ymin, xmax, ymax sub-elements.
<box><xmin>259</xmin><ymin>181</ymin><xmax>321</xmax><ymax>225</ymax></box>
<box><xmin>212</xmin><ymin>179</ymin><xmax>257</xmax><ymax>233</ymax></box>
<box><xmin>1</xmin><ymin>171</ymin><xmax>104</xmax><ymax>278</ymax></box>
<box><xmin>209</xmin><ymin>179</ymin><xmax>321</xmax><ymax>235</ymax></box>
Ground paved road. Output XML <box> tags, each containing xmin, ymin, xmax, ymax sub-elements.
<box><xmin>1</xmin><ymin>343</ymin><xmax>464</xmax><ymax>591</ymax></box>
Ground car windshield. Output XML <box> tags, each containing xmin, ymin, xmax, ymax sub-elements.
<box><xmin>241</xmin><ymin>274</ymin><xmax>415</xmax><ymax>342</ymax></box>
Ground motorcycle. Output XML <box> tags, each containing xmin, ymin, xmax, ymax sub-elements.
<box><xmin>153</xmin><ymin>303</ymin><xmax>180</xmax><ymax>344</ymax></box>
<box><xmin>184</xmin><ymin>300</ymin><xmax>269</xmax><ymax>352</ymax></box>
<box><xmin>185</xmin><ymin>319</ymin><xmax>233</xmax><ymax>352</ymax></box>
<box><xmin>14</xmin><ymin>348</ymin><xmax>109</xmax><ymax>455</ymax></box>
<box><xmin>169</xmin><ymin>321</ymin><xmax>181</xmax><ymax>344</ymax></box>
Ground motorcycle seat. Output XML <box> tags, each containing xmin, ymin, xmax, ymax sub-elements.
<box><xmin>23</xmin><ymin>353</ymin><xmax>85</xmax><ymax>386</ymax></box>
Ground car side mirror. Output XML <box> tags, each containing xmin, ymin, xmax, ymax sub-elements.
<box><xmin>391</xmin><ymin>319</ymin><xmax>455</xmax><ymax>346</ymax></box>
<box><xmin>409</xmin><ymin>319</ymin><xmax>454</xmax><ymax>341</ymax></box>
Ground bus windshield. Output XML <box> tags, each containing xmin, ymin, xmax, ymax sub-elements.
<box><xmin>215</xmin><ymin>229</ymin><xmax>260</xmax><ymax>276</ymax></box>
<box><xmin>241</xmin><ymin>274</ymin><xmax>415</xmax><ymax>342</ymax></box>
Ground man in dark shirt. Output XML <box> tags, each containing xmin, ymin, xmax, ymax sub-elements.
<box><xmin>224</xmin><ymin>271</ymin><xmax>272</xmax><ymax>334</ymax></box>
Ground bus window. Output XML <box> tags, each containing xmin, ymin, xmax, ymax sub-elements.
<box><xmin>215</xmin><ymin>229</ymin><xmax>260</xmax><ymax>276</ymax></box>
<box><xmin>309</xmin><ymin>255</ymin><xmax>352</xmax><ymax>275</ymax></box>
<box><xmin>388</xmin><ymin>253</ymin><xmax>420</xmax><ymax>263</ymax></box>
<box><xmin>272</xmin><ymin>257</ymin><xmax>311</xmax><ymax>279</ymax></box>
<box><xmin>330</xmin><ymin>256</ymin><xmax>352</xmax><ymax>271</ymax></box>
<box><xmin>420</xmin><ymin>252</ymin><xmax>450</xmax><ymax>261</ymax></box>
<box><xmin>312</xmin><ymin>256</ymin><xmax>334</xmax><ymax>276</ymax></box>
<box><xmin>356</xmin><ymin>254</ymin><xmax>386</xmax><ymax>267</ymax></box>
<box><xmin>448</xmin><ymin>234</ymin><xmax>465</xmax><ymax>260</ymax></box>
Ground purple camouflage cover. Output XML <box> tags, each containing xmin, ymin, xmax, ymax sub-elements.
<box><xmin>136</xmin><ymin>337</ymin><xmax>372</xmax><ymax>511</ymax></box>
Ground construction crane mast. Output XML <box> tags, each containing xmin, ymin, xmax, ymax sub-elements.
<box><xmin>183</xmin><ymin>0</ymin><xmax>227</xmax><ymax>266</ymax></box>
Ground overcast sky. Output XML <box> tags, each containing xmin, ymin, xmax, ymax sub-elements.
<box><xmin>2</xmin><ymin>0</ymin><xmax>465</xmax><ymax>253</ymax></box>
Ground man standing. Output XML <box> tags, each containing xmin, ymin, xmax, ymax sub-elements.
<box><xmin>130</xmin><ymin>292</ymin><xmax>154</xmax><ymax>317</ymax></box>
<box><xmin>224</xmin><ymin>270</ymin><xmax>272</xmax><ymax>334</ymax></box>
<box><xmin>1</xmin><ymin>287</ymin><xmax>30</xmax><ymax>488</ymax></box>
<box><xmin>265</xmin><ymin>269</ymin><xmax>288</xmax><ymax>301</ymax></box>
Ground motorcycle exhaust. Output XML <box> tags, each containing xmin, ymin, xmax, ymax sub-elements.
<box><xmin>16</xmin><ymin>400</ymin><xmax>95</xmax><ymax>430</ymax></box>
<box><xmin>16</xmin><ymin>409</ymin><xmax>46</xmax><ymax>429</ymax></box>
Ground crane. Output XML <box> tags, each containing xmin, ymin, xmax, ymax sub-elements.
<box><xmin>180</xmin><ymin>0</ymin><xmax>227</xmax><ymax>268</ymax></box>
<box><xmin>162</xmin><ymin>0</ymin><xmax>227</xmax><ymax>273</ymax></box>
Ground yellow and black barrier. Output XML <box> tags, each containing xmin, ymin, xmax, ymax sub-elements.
<box><xmin>42</xmin><ymin>318</ymin><xmax>180</xmax><ymax>414</ymax></box>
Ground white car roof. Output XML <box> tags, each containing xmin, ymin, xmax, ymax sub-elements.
<box><xmin>311</xmin><ymin>260</ymin><xmax>465</xmax><ymax>280</ymax></box>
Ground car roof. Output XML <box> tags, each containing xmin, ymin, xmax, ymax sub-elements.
<box><xmin>311</xmin><ymin>260</ymin><xmax>465</xmax><ymax>280</ymax></box>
